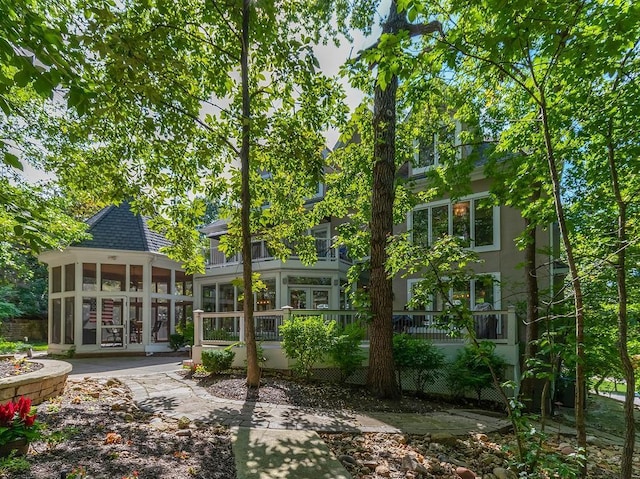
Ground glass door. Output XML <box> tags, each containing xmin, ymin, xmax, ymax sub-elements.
<box><xmin>100</xmin><ymin>297</ymin><xmax>127</xmax><ymax>348</ymax></box>
<box><xmin>311</xmin><ymin>289</ymin><xmax>330</xmax><ymax>309</ymax></box>
<box><xmin>288</xmin><ymin>287</ymin><xmax>330</xmax><ymax>310</ymax></box>
<box><xmin>289</xmin><ymin>288</ymin><xmax>307</xmax><ymax>309</ymax></box>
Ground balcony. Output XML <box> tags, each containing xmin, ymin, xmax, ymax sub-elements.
<box><xmin>207</xmin><ymin>239</ymin><xmax>350</xmax><ymax>268</ymax></box>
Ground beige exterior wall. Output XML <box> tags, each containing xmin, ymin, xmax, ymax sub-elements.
<box><xmin>391</xmin><ymin>174</ymin><xmax>553</xmax><ymax>348</ymax></box>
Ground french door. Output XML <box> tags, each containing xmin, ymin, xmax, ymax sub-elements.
<box><xmin>288</xmin><ymin>287</ymin><xmax>331</xmax><ymax>310</ymax></box>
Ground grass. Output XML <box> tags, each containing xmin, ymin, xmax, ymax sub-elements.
<box><xmin>0</xmin><ymin>339</ymin><xmax>48</xmax><ymax>354</ymax></box>
<box><xmin>596</xmin><ymin>379</ymin><xmax>629</xmax><ymax>394</ymax></box>
<box><xmin>557</xmin><ymin>393</ymin><xmax>640</xmax><ymax>439</ymax></box>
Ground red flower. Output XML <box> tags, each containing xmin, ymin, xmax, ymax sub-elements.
<box><xmin>23</xmin><ymin>414</ymin><xmax>37</xmax><ymax>427</ymax></box>
<box><xmin>16</xmin><ymin>397</ymin><xmax>31</xmax><ymax>420</ymax></box>
<box><xmin>0</xmin><ymin>402</ymin><xmax>15</xmax><ymax>427</ymax></box>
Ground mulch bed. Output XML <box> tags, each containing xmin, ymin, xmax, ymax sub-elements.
<box><xmin>190</xmin><ymin>371</ymin><xmax>457</xmax><ymax>414</ymax></box>
<box><xmin>5</xmin><ymin>378</ymin><xmax>235</xmax><ymax>479</ymax></box>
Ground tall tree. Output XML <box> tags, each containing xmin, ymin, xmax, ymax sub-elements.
<box><xmin>47</xmin><ymin>0</ymin><xmax>347</xmax><ymax>387</ymax></box>
<box><xmin>419</xmin><ymin>0</ymin><xmax>640</xmax><ymax>473</ymax></box>
<box><xmin>338</xmin><ymin>0</ymin><xmax>441</xmax><ymax>398</ymax></box>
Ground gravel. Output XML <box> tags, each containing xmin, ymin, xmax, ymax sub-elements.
<box><xmin>0</xmin><ymin>359</ymin><xmax>44</xmax><ymax>379</ymax></box>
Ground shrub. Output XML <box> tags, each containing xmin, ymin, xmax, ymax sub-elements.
<box><xmin>176</xmin><ymin>320</ymin><xmax>194</xmax><ymax>345</ymax></box>
<box><xmin>280</xmin><ymin>315</ymin><xmax>336</xmax><ymax>379</ymax></box>
<box><xmin>393</xmin><ymin>334</ymin><xmax>446</xmax><ymax>393</ymax></box>
<box><xmin>447</xmin><ymin>341</ymin><xmax>506</xmax><ymax>401</ymax></box>
<box><xmin>201</xmin><ymin>348</ymin><xmax>235</xmax><ymax>374</ymax></box>
<box><xmin>169</xmin><ymin>334</ymin><xmax>187</xmax><ymax>352</ymax></box>
<box><xmin>329</xmin><ymin>323</ymin><xmax>366</xmax><ymax>382</ymax></box>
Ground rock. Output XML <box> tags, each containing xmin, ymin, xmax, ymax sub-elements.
<box><xmin>476</xmin><ymin>433</ymin><xmax>488</xmax><ymax>441</ymax></box>
<box><xmin>375</xmin><ymin>464</ymin><xmax>391</xmax><ymax>477</ymax></box>
<box><xmin>176</xmin><ymin>429</ymin><xmax>192</xmax><ymax>437</ymax></box>
<box><xmin>111</xmin><ymin>401</ymin><xmax>127</xmax><ymax>411</ymax></box>
<box><xmin>177</xmin><ymin>416</ymin><xmax>191</xmax><ymax>429</ymax></box>
<box><xmin>109</xmin><ymin>388</ymin><xmax>127</xmax><ymax>397</ymax></box>
<box><xmin>338</xmin><ymin>455</ymin><xmax>358</xmax><ymax>467</ymax></box>
<box><xmin>362</xmin><ymin>460</ymin><xmax>378</xmax><ymax>471</ymax></box>
<box><xmin>480</xmin><ymin>453</ymin><xmax>501</xmax><ymax>467</ymax></box>
<box><xmin>560</xmin><ymin>446</ymin><xmax>576</xmax><ymax>456</ymax></box>
<box><xmin>401</xmin><ymin>454</ymin><xmax>429</xmax><ymax>474</ymax></box>
<box><xmin>455</xmin><ymin>466</ymin><xmax>477</xmax><ymax>479</ymax></box>
<box><xmin>123</xmin><ymin>413</ymin><xmax>134</xmax><ymax>422</ymax></box>
<box><xmin>431</xmin><ymin>433</ymin><xmax>459</xmax><ymax>446</ymax></box>
<box><xmin>106</xmin><ymin>378</ymin><xmax>120</xmax><ymax>387</ymax></box>
<box><xmin>493</xmin><ymin>467</ymin><xmax>517</xmax><ymax>479</ymax></box>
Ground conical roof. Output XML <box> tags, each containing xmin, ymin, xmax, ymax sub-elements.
<box><xmin>75</xmin><ymin>202</ymin><xmax>170</xmax><ymax>252</ymax></box>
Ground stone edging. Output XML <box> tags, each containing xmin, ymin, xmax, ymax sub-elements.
<box><xmin>0</xmin><ymin>359</ymin><xmax>72</xmax><ymax>405</ymax></box>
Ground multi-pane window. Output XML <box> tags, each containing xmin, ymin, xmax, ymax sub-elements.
<box><xmin>410</xmin><ymin>195</ymin><xmax>498</xmax><ymax>251</ymax></box>
<box><xmin>408</xmin><ymin>274</ymin><xmax>500</xmax><ymax>311</ymax></box>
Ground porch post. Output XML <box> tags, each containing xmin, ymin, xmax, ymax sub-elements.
<box><xmin>507</xmin><ymin>305</ymin><xmax>517</xmax><ymax>346</ymax></box>
<box><xmin>193</xmin><ymin>309</ymin><xmax>203</xmax><ymax>346</ymax></box>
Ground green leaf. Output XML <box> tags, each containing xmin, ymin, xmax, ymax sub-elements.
<box><xmin>3</xmin><ymin>152</ymin><xmax>23</xmax><ymax>171</ymax></box>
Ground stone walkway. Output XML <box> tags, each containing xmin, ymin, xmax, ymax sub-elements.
<box><xmin>123</xmin><ymin>372</ymin><xmax>512</xmax><ymax>435</ymax></box>
<box><xmin>68</xmin><ymin>357</ymin><xmax>513</xmax><ymax>479</ymax></box>
<box><xmin>121</xmin><ymin>372</ymin><xmax>512</xmax><ymax>479</ymax></box>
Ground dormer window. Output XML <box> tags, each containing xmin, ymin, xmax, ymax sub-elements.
<box><xmin>411</xmin><ymin>124</ymin><xmax>458</xmax><ymax>176</ymax></box>
<box><xmin>413</xmin><ymin>134</ymin><xmax>438</xmax><ymax>174</ymax></box>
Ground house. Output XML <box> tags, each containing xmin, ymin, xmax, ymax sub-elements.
<box><xmin>39</xmin><ymin>202</ymin><xmax>193</xmax><ymax>355</ymax></box>
<box><xmin>190</xmin><ymin>140</ymin><xmax>557</xmax><ymax>390</ymax></box>
<box><xmin>39</xmin><ymin>139</ymin><xmax>555</xmax><ymax>394</ymax></box>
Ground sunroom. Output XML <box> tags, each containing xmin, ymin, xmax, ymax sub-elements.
<box><xmin>39</xmin><ymin>203</ymin><xmax>193</xmax><ymax>355</ymax></box>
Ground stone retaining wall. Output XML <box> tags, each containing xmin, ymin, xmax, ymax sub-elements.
<box><xmin>1</xmin><ymin>318</ymin><xmax>47</xmax><ymax>342</ymax></box>
<box><xmin>0</xmin><ymin>359</ymin><xmax>71</xmax><ymax>405</ymax></box>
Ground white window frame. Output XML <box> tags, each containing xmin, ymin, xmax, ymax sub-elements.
<box><xmin>411</xmin><ymin>134</ymin><xmax>439</xmax><ymax>176</ymax></box>
<box><xmin>407</xmin><ymin>273</ymin><xmax>501</xmax><ymax>311</ymax></box>
<box><xmin>408</xmin><ymin>192</ymin><xmax>500</xmax><ymax>252</ymax></box>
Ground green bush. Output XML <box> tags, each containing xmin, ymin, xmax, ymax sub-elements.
<box><xmin>329</xmin><ymin>323</ymin><xmax>366</xmax><ymax>382</ymax></box>
<box><xmin>176</xmin><ymin>320</ymin><xmax>194</xmax><ymax>345</ymax></box>
<box><xmin>447</xmin><ymin>341</ymin><xmax>506</xmax><ymax>401</ymax></box>
<box><xmin>201</xmin><ymin>347</ymin><xmax>235</xmax><ymax>374</ymax></box>
<box><xmin>393</xmin><ymin>334</ymin><xmax>446</xmax><ymax>393</ymax></box>
<box><xmin>280</xmin><ymin>315</ymin><xmax>336</xmax><ymax>379</ymax></box>
<box><xmin>169</xmin><ymin>334</ymin><xmax>187</xmax><ymax>351</ymax></box>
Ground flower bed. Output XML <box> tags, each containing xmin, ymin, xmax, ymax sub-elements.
<box><xmin>0</xmin><ymin>359</ymin><xmax>71</xmax><ymax>405</ymax></box>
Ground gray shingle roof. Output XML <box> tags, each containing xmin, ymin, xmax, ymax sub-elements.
<box><xmin>75</xmin><ymin>202</ymin><xmax>171</xmax><ymax>253</ymax></box>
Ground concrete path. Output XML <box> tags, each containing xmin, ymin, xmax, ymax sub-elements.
<box><xmin>65</xmin><ymin>356</ymin><xmax>512</xmax><ymax>479</ymax></box>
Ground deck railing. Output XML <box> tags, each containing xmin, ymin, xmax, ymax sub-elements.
<box><xmin>193</xmin><ymin>306</ymin><xmax>517</xmax><ymax>346</ymax></box>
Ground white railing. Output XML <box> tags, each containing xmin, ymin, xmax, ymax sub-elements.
<box><xmin>207</xmin><ymin>239</ymin><xmax>351</xmax><ymax>268</ymax></box>
<box><xmin>193</xmin><ymin>306</ymin><xmax>517</xmax><ymax>346</ymax></box>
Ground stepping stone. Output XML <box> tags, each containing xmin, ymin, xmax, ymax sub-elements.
<box><xmin>232</xmin><ymin>427</ymin><xmax>350</xmax><ymax>479</ymax></box>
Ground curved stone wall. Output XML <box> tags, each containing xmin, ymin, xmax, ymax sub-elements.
<box><xmin>0</xmin><ymin>359</ymin><xmax>71</xmax><ymax>405</ymax></box>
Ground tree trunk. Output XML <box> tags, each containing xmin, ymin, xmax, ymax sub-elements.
<box><xmin>240</xmin><ymin>0</ymin><xmax>259</xmax><ymax>389</ymax></box>
<box><xmin>606</xmin><ymin>133</ymin><xmax>635</xmax><ymax>479</ymax></box>
<box><xmin>519</xmin><ymin>196</ymin><xmax>542</xmax><ymax>412</ymax></box>
<box><xmin>538</xmin><ymin>98</ymin><xmax>587</xmax><ymax>475</ymax></box>
<box><xmin>366</xmin><ymin>1</ymin><xmax>401</xmax><ymax>399</ymax></box>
